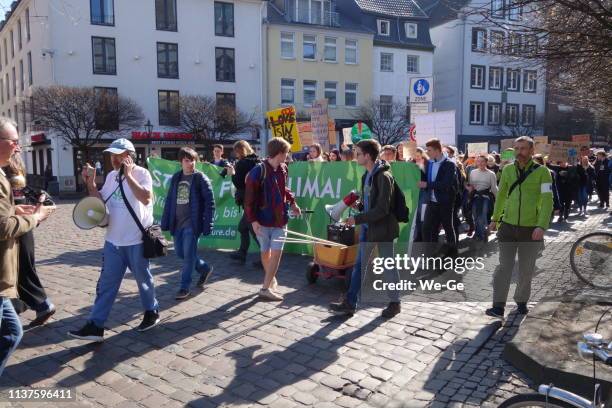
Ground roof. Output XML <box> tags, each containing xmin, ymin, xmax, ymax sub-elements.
<box><xmin>353</xmin><ymin>0</ymin><xmax>428</xmax><ymax>18</ymax></box>
<box><xmin>266</xmin><ymin>2</ymin><xmax>371</xmax><ymax>34</ymax></box>
<box><xmin>421</xmin><ymin>0</ymin><xmax>472</xmax><ymax>27</ymax></box>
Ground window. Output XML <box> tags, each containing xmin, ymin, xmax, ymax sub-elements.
<box><xmin>90</xmin><ymin>0</ymin><xmax>114</xmax><ymax>25</ymax></box>
<box><xmin>3</xmin><ymin>40</ymin><xmax>7</xmax><ymax>66</ymax></box>
<box><xmin>215</xmin><ymin>47</ymin><xmax>235</xmax><ymax>82</ymax></box>
<box><xmin>0</xmin><ymin>79</ymin><xmax>3</xmax><ymax>104</ymax></box>
<box><xmin>345</xmin><ymin>39</ymin><xmax>357</xmax><ymax>64</ymax></box>
<box><xmin>508</xmin><ymin>0</ymin><xmax>522</xmax><ymax>21</ymax></box>
<box><xmin>380</xmin><ymin>95</ymin><xmax>393</xmax><ymax>120</ymax></box>
<box><xmin>94</xmin><ymin>87</ymin><xmax>119</xmax><ymax>130</ymax></box>
<box><xmin>14</xmin><ymin>104</ymin><xmax>18</xmax><ymax>126</ymax></box>
<box><xmin>377</xmin><ymin>20</ymin><xmax>390</xmax><ymax>36</ymax></box>
<box><xmin>157</xmin><ymin>42</ymin><xmax>178</xmax><ymax>78</ymax></box>
<box><xmin>489</xmin><ymin>66</ymin><xmax>503</xmax><ymax>90</ymax></box>
<box><xmin>21</xmin><ymin>100</ymin><xmax>26</xmax><ymax>132</ymax></box>
<box><xmin>19</xmin><ymin>60</ymin><xmax>23</xmax><ymax>91</ymax></box>
<box><xmin>293</xmin><ymin>0</ymin><xmax>335</xmax><ymax>25</ymax></box>
<box><xmin>303</xmin><ymin>80</ymin><xmax>316</xmax><ymax>106</ymax></box>
<box><xmin>471</xmin><ymin>28</ymin><xmax>487</xmax><ymax>52</ymax></box>
<box><xmin>524</xmin><ymin>70</ymin><xmax>537</xmax><ymax>92</ymax></box>
<box><xmin>17</xmin><ymin>20</ymin><xmax>22</xmax><ymax>50</ymax></box>
<box><xmin>324</xmin><ymin>81</ymin><xmax>336</xmax><ymax>106</ymax></box>
<box><xmin>509</xmin><ymin>32</ymin><xmax>522</xmax><ymax>54</ymax></box>
<box><xmin>216</xmin><ymin>93</ymin><xmax>236</xmax><ymax>123</ymax></box>
<box><xmin>470</xmin><ymin>102</ymin><xmax>484</xmax><ymax>125</ymax></box>
<box><xmin>214</xmin><ymin>2</ymin><xmax>234</xmax><ymax>37</ymax></box>
<box><xmin>324</xmin><ymin>37</ymin><xmax>336</xmax><ymax>62</ymax></box>
<box><xmin>303</xmin><ymin>34</ymin><xmax>316</xmax><ymax>60</ymax></box>
<box><xmin>158</xmin><ymin>90</ymin><xmax>180</xmax><ymax>126</ymax></box>
<box><xmin>406</xmin><ymin>55</ymin><xmax>419</xmax><ymax>73</ymax></box>
<box><xmin>92</xmin><ymin>37</ymin><xmax>116</xmax><ymax>75</ymax></box>
<box><xmin>281</xmin><ymin>32</ymin><xmax>295</xmax><ymax>59</ymax></box>
<box><xmin>491</xmin><ymin>0</ymin><xmax>504</xmax><ymax>18</ymax></box>
<box><xmin>405</xmin><ymin>22</ymin><xmax>417</xmax><ymax>39</ymax></box>
<box><xmin>10</xmin><ymin>30</ymin><xmax>14</xmax><ymax>58</ymax></box>
<box><xmin>27</xmin><ymin>51</ymin><xmax>32</xmax><ymax>85</ymax></box>
<box><xmin>31</xmin><ymin>150</ymin><xmax>35</xmax><ymax>175</ymax></box>
<box><xmin>522</xmin><ymin>105</ymin><xmax>535</xmax><ymax>126</ymax></box>
<box><xmin>490</xmin><ymin>31</ymin><xmax>504</xmax><ymax>54</ymax></box>
<box><xmin>345</xmin><ymin>82</ymin><xmax>357</xmax><ymax>107</ymax></box>
<box><xmin>470</xmin><ymin>65</ymin><xmax>485</xmax><ymax>89</ymax></box>
<box><xmin>380</xmin><ymin>53</ymin><xmax>393</xmax><ymax>72</ymax></box>
<box><xmin>488</xmin><ymin>103</ymin><xmax>501</xmax><ymax>125</ymax></box>
<box><xmin>5</xmin><ymin>73</ymin><xmax>8</xmax><ymax>101</ymax></box>
<box><xmin>507</xmin><ymin>69</ymin><xmax>520</xmax><ymax>91</ymax></box>
<box><xmin>156</xmin><ymin>0</ymin><xmax>177</xmax><ymax>31</ymax></box>
<box><xmin>281</xmin><ymin>79</ymin><xmax>295</xmax><ymax>105</ymax></box>
<box><xmin>26</xmin><ymin>8</ymin><xmax>30</xmax><ymax>41</ymax></box>
<box><xmin>11</xmin><ymin>67</ymin><xmax>15</xmax><ymax>96</ymax></box>
<box><xmin>506</xmin><ymin>104</ymin><xmax>519</xmax><ymax>125</ymax></box>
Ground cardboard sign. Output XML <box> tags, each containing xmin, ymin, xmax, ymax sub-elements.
<box><xmin>550</xmin><ymin>140</ymin><xmax>582</xmax><ymax>165</ymax></box>
<box><xmin>267</xmin><ymin>106</ymin><xmax>301</xmax><ymax>152</ymax></box>
<box><xmin>414</xmin><ymin>110</ymin><xmax>456</xmax><ymax>146</ymax></box>
<box><xmin>298</xmin><ymin>120</ymin><xmax>335</xmax><ymax>149</ymax></box>
<box><xmin>500</xmin><ymin>138</ymin><xmax>515</xmax><ymax>152</ymax></box>
<box><xmin>467</xmin><ymin>142</ymin><xmax>488</xmax><ymax>157</ymax></box>
<box><xmin>533</xmin><ymin>136</ymin><xmax>548</xmax><ymax>145</ymax></box>
<box><xmin>535</xmin><ymin>143</ymin><xmax>551</xmax><ymax>156</ymax></box>
<box><xmin>342</xmin><ymin>127</ymin><xmax>352</xmax><ymax>146</ymax></box>
<box><xmin>310</xmin><ymin>100</ymin><xmax>330</xmax><ymax>151</ymax></box>
<box><xmin>401</xmin><ymin>141</ymin><xmax>418</xmax><ymax>160</ymax></box>
<box><xmin>571</xmin><ymin>134</ymin><xmax>590</xmax><ymax>144</ymax></box>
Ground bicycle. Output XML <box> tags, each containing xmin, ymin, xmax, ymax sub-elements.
<box><xmin>569</xmin><ymin>231</ymin><xmax>612</xmax><ymax>290</ymax></box>
<box><xmin>499</xmin><ymin>309</ymin><xmax>611</xmax><ymax>408</ymax></box>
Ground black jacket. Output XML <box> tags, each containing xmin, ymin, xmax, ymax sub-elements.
<box><xmin>424</xmin><ymin>159</ymin><xmax>458</xmax><ymax>206</ymax></box>
<box><xmin>232</xmin><ymin>154</ymin><xmax>259</xmax><ymax>206</ymax></box>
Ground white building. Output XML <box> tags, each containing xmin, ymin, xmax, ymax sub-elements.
<box><xmin>0</xmin><ymin>0</ymin><xmax>265</xmax><ymax>192</ymax></box>
<box><xmin>427</xmin><ymin>0</ymin><xmax>546</xmax><ymax>152</ymax></box>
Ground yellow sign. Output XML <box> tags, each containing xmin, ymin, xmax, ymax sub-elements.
<box><xmin>267</xmin><ymin>106</ymin><xmax>301</xmax><ymax>152</ymax></box>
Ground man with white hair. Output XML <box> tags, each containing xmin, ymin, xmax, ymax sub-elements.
<box><xmin>69</xmin><ymin>138</ymin><xmax>159</xmax><ymax>342</ymax></box>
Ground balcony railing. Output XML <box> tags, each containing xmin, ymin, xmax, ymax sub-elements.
<box><xmin>291</xmin><ymin>11</ymin><xmax>340</xmax><ymax>27</ymax></box>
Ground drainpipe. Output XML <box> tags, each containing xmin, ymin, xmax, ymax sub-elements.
<box><xmin>458</xmin><ymin>12</ymin><xmax>466</xmax><ymax>146</ymax></box>
<box><xmin>260</xmin><ymin>1</ymin><xmax>269</xmax><ymax>157</ymax></box>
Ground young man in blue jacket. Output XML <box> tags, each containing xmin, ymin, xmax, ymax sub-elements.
<box><xmin>161</xmin><ymin>147</ymin><xmax>215</xmax><ymax>299</ymax></box>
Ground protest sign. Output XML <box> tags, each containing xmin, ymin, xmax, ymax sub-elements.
<box><xmin>533</xmin><ymin>136</ymin><xmax>548</xmax><ymax>145</ymax></box>
<box><xmin>550</xmin><ymin>140</ymin><xmax>582</xmax><ymax>165</ymax></box>
<box><xmin>501</xmin><ymin>150</ymin><xmax>515</xmax><ymax>162</ymax></box>
<box><xmin>311</xmin><ymin>99</ymin><xmax>330</xmax><ymax>151</ymax></box>
<box><xmin>467</xmin><ymin>142</ymin><xmax>488</xmax><ymax>157</ymax></box>
<box><xmin>299</xmin><ymin>121</ymin><xmax>335</xmax><ymax>149</ymax></box>
<box><xmin>535</xmin><ymin>143</ymin><xmax>551</xmax><ymax>156</ymax></box>
<box><xmin>414</xmin><ymin>110</ymin><xmax>455</xmax><ymax>146</ymax></box>
<box><xmin>500</xmin><ymin>138</ymin><xmax>514</xmax><ymax>152</ymax></box>
<box><xmin>266</xmin><ymin>106</ymin><xmax>301</xmax><ymax>152</ymax></box>
<box><xmin>571</xmin><ymin>134</ymin><xmax>590</xmax><ymax>145</ymax></box>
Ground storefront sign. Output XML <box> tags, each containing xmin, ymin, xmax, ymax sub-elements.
<box><xmin>30</xmin><ymin>133</ymin><xmax>46</xmax><ymax>144</ymax></box>
<box><xmin>131</xmin><ymin>131</ymin><xmax>194</xmax><ymax>141</ymax></box>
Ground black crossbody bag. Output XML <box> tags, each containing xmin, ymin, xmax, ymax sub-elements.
<box><xmin>118</xmin><ymin>176</ymin><xmax>168</xmax><ymax>259</ymax></box>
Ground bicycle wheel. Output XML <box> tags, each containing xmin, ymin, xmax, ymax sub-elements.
<box><xmin>570</xmin><ymin>231</ymin><xmax>612</xmax><ymax>290</ymax></box>
<box><xmin>498</xmin><ymin>393</ymin><xmax>575</xmax><ymax>408</ymax></box>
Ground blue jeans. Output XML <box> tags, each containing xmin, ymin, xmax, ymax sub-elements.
<box><xmin>0</xmin><ymin>297</ymin><xmax>23</xmax><ymax>376</ymax></box>
<box><xmin>577</xmin><ymin>186</ymin><xmax>588</xmax><ymax>208</ymax></box>
<box><xmin>471</xmin><ymin>196</ymin><xmax>490</xmax><ymax>241</ymax></box>
<box><xmin>174</xmin><ymin>227</ymin><xmax>210</xmax><ymax>291</ymax></box>
<box><xmin>89</xmin><ymin>242</ymin><xmax>159</xmax><ymax>328</ymax></box>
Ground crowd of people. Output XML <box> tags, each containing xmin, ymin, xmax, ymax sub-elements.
<box><xmin>0</xmin><ymin>110</ymin><xmax>610</xmax><ymax>378</ymax></box>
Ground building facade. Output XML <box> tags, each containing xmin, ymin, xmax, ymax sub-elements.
<box><xmin>428</xmin><ymin>0</ymin><xmax>546</xmax><ymax>151</ymax></box>
<box><xmin>0</xmin><ymin>0</ymin><xmax>265</xmax><ymax>191</ymax></box>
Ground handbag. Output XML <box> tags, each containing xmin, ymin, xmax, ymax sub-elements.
<box><xmin>118</xmin><ymin>176</ymin><xmax>168</xmax><ymax>259</ymax></box>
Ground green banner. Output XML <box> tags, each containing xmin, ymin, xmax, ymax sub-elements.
<box><xmin>148</xmin><ymin>158</ymin><xmax>421</xmax><ymax>255</ymax></box>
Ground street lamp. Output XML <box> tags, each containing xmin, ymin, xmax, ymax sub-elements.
<box><xmin>145</xmin><ymin>119</ymin><xmax>153</xmax><ymax>138</ymax></box>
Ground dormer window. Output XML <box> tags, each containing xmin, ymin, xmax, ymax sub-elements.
<box><xmin>377</xmin><ymin>19</ymin><xmax>390</xmax><ymax>36</ymax></box>
<box><xmin>405</xmin><ymin>23</ymin><xmax>417</xmax><ymax>39</ymax></box>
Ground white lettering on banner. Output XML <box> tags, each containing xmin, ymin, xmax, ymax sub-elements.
<box><xmin>291</xmin><ymin>177</ymin><xmax>342</xmax><ymax>199</ymax></box>
<box><xmin>151</xmin><ymin>169</ymin><xmax>173</xmax><ymax>189</ymax></box>
<box><xmin>219</xmin><ymin>181</ymin><xmax>234</xmax><ymax>198</ymax></box>
<box><xmin>541</xmin><ymin>183</ymin><xmax>552</xmax><ymax>193</ymax></box>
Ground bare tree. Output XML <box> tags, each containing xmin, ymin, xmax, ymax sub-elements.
<box><xmin>488</xmin><ymin>112</ymin><xmax>545</xmax><ymax>138</ymax></box>
<box><xmin>31</xmin><ymin>86</ymin><xmax>144</xmax><ymax>160</ymax></box>
<box><xmin>179</xmin><ymin>95</ymin><xmax>260</xmax><ymax>150</ymax></box>
<box><xmin>458</xmin><ymin>0</ymin><xmax>612</xmax><ymax>116</ymax></box>
<box><xmin>353</xmin><ymin>98</ymin><xmax>410</xmax><ymax>145</ymax></box>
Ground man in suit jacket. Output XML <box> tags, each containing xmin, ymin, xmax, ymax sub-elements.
<box><xmin>419</xmin><ymin>138</ymin><xmax>458</xmax><ymax>255</ymax></box>
<box><xmin>0</xmin><ymin>118</ymin><xmax>53</xmax><ymax>376</ymax></box>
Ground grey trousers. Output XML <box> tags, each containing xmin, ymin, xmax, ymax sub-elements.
<box><xmin>492</xmin><ymin>223</ymin><xmax>542</xmax><ymax>308</ymax></box>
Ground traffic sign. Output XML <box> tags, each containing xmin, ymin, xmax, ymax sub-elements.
<box><xmin>410</xmin><ymin>77</ymin><xmax>433</xmax><ymax>103</ymax></box>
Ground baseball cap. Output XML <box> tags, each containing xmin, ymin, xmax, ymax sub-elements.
<box><xmin>104</xmin><ymin>138</ymin><xmax>135</xmax><ymax>154</ymax></box>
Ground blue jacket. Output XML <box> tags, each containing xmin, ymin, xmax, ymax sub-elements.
<box><xmin>425</xmin><ymin>159</ymin><xmax>458</xmax><ymax>206</ymax></box>
<box><xmin>161</xmin><ymin>171</ymin><xmax>215</xmax><ymax>237</ymax></box>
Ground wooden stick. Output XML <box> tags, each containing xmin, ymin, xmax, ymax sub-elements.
<box><xmin>285</xmin><ymin>229</ymin><xmax>343</xmax><ymax>246</ymax></box>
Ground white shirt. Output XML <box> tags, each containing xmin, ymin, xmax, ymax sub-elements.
<box><xmin>469</xmin><ymin>168</ymin><xmax>498</xmax><ymax>197</ymax></box>
<box><xmin>100</xmin><ymin>166</ymin><xmax>154</xmax><ymax>246</ymax></box>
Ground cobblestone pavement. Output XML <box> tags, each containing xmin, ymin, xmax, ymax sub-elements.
<box><xmin>0</xmin><ymin>200</ymin><xmax>610</xmax><ymax>407</ymax></box>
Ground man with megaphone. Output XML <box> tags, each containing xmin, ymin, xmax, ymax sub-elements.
<box><xmin>68</xmin><ymin>138</ymin><xmax>159</xmax><ymax>342</ymax></box>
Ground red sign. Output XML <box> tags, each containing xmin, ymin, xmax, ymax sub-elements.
<box><xmin>131</xmin><ymin>131</ymin><xmax>194</xmax><ymax>140</ymax></box>
<box><xmin>409</xmin><ymin>124</ymin><xmax>416</xmax><ymax>142</ymax></box>
<box><xmin>30</xmin><ymin>133</ymin><xmax>46</xmax><ymax>143</ymax></box>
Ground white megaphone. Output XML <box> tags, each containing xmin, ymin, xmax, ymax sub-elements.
<box><xmin>73</xmin><ymin>197</ymin><xmax>109</xmax><ymax>229</ymax></box>
<box><xmin>325</xmin><ymin>191</ymin><xmax>360</xmax><ymax>222</ymax></box>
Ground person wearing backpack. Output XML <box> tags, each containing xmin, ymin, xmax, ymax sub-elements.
<box><xmin>486</xmin><ymin>136</ymin><xmax>553</xmax><ymax>318</ymax></box>
<box><xmin>329</xmin><ymin>139</ymin><xmax>404</xmax><ymax>319</ymax></box>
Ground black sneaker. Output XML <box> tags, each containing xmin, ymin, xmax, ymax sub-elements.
<box><xmin>381</xmin><ymin>302</ymin><xmax>401</xmax><ymax>319</ymax></box>
<box><xmin>175</xmin><ymin>289</ymin><xmax>190</xmax><ymax>300</ymax></box>
<box><xmin>516</xmin><ymin>303</ymin><xmax>529</xmax><ymax>314</ymax></box>
<box><xmin>229</xmin><ymin>251</ymin><xmax>246</xmax><ymax>263</ymax></box>
<box><xmin>67</xmin><ymin>321</ymin><xmax>104</xmax><ymax>342</ymax></box>
<box><xmin>196</xmin><ymin>266</ymin><xmax>213</xmax><ymax>288</ymax></box>
<box><xmin>137</xmin><ymin>310</ymin><xmax>160</xmax><ymax>332</ymax></box>
<box><xmin>29</xmin><ymin>306</ymin><xmax>56</xmax><ymax>328</ymax></box>
<box><xmin>485</xmin><ymin>307</ymin><xmax>505</xmax><ymax>318</ymax></box>
<box><xmin>329</xmin><ymin>301</ymin><xmax>355</xmax><ymax>317</ymax></box>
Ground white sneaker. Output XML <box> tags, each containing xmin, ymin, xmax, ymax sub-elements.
<box><xmin>258</xmin><ymin>288</ymin><xmax>283</xmax><ymax>301</ymax></box>
<box><xmin>270</xmin><ymin>277</ymin><xmax>279</xmax><ymax>291</ymax></box>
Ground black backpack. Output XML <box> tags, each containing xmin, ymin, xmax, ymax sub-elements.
<box><xmin>392</xmin><ymin>179</ymin><xmax>410</xmax><ymax>223</ymax></box>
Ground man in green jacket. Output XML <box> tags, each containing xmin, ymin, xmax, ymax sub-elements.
<box><xmin>486</xmin><ymin>136</ymin><xmax>553</xmax><ymax>318</ymax></box>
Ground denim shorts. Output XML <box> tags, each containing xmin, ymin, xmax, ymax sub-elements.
<box><xmin>257</xmin><ymin>227</ymin><xmax>287</xmax><ymax>252</ymax></box>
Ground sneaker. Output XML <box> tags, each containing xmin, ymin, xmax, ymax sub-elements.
<box><xmin>270</xmin><ymin>277</ymin><xmax>279</xmax><ymax>292</ymax></box>
<box><xmin>137</xmin><ymin>310</ymin><xmax>160</xmax><ymax>332</ymax></box>
<box><xmin>381</xmin><ymin>302</ymin><xmax>401</xmax><ymax>319</ymax></box>
<box><xmin>485</xmin><ymin>307</ymin><xmax>505</xmax><ymax>318</ymax></box>
<box><xmin>516</xmin><ymin>303</ymin><xmax>529</xmax><ymax>314</ymax></box>
<box><xmin>329</xmin><ymin>300</ymin><xmax>355</xmax><ymax>317</ymax></box>
<box><xmin>196</xmin><ymin>266</ymin><xmax>213</xmax><ymax>288</ymax></box>
<box><xmin>29</xmin><ymin>305</ymin><xmax>56</xmax><ymax>328</ymax></box>
<box><xmin>175</xmin><ymin>289</ymin><xmax>190</xmax><ymax>300</ymax></box>
<box><xmin>229</xmin><ymin>251</ymin><xmax>246</xmax><ymax>263</ymax></box>
<box><xmin>466</xmin><ymin>228</ymin><xmax>474</xmax><ymax>237</ymax></box>
<box><xmin>67</xmin><ymin>321</ymin><xmax>104</xmax><ymax>342</ymax></box>
<box><xmin>258</xmin><ymin>288</ymin><xmax>283</xmax><ymax>302</ymax></box>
